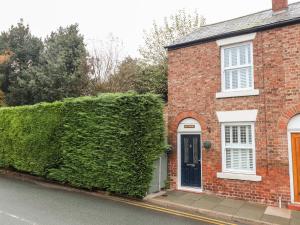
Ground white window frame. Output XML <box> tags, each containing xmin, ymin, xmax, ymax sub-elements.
<box><xmin>221</xmin><ymin>122</ymin><xmax>256</xmax><ymax>175</ymax></box>
<box><xmin>221</xmin><ymin>42</ymin><xmax>255</xmax><ymax>93</ymax></box>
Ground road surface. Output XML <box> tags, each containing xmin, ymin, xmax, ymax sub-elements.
<box><xmin>0</xmin><ymin>175</ymin><xmax>234</xmax><ymax>225</ymax></box>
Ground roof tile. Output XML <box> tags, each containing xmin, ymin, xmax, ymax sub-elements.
<box><xmin>168</xmin><ymin>2</ymin><xmax>300</xmax><ymax>48</ymax></box>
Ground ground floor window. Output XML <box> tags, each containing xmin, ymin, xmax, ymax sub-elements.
<box><xmin>221</xmin><ymin>123</ymin><xmax>255</xmax><ymax>174</ymax></box>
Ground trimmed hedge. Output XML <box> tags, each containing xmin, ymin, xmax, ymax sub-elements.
<box><xmin>0</xmin><ymin>93</ymin><xmax>165</xmax><ymax>197</ymax></box>
<box><xmin>0</xmin><ymin>102</ymin><xmax>63</xmax><ymax>175</ymax></box>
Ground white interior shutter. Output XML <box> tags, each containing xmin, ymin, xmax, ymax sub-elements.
<box><xmin>232</xmin><ymin>149</ymin><xmax>240</xmax><ymax>169</ymax></box>
<box><xmin>249</xmin><ymin>149</ymin><xmax>254</xmax><ymax>169</ymax></box>
<box><xmin>247</xmin><ymin>44</ymin><xmax>251</xmax><ymax>64</ymax></box>
<box><xmin>225</xmin><ymin>71</ymin><xmax>231</xmax><ymax>90</ymax></box>
<box><xmin>226</xmin><ymin>148</ymin><xmax>232</xmax><ymax>169</ymax></box>
<box><xmin>240</xmin><ymin>68</ymin><xmax>247</xmax><ymax>88</ymax></box>
<box><xmin>231</xmin><ymin>70</ymin><xmax>239</xmax><ymax>89</ymax></box>
<box><xmin>224</xmin><ymin>49</ymin><xmax>230</xmax><ymax>67</ymax></box>
<box><xmin>231</xmin><ymin>48</ymin><xmax>238</xmax><ymax>66</ymax></box>
<box><xmin>223</xmin><ymin>124</ymin><xmax>255</xmax><ymax>173</ymax></box>
<box><xmin>239</xmin><ymin>45</ymin><xmax>246</xmax><ymax>65</ymax></box>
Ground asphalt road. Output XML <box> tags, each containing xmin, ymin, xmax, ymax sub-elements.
<box><xmin>0</xmin><ymin>175</ymin><xmax>233</xmax><ymax>225</ymax></box>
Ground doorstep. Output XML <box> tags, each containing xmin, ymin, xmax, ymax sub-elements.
<box><xmin>145</xmin><ymin>190</ymin><xmax>300</xmax><ymax>225</ymax></box>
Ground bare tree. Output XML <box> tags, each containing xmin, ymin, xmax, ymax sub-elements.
<box><xmin>139</xmin><ymin>9</ymin><xmax>205</xmax><ymax>65</ymax></box>
<box><xmin>87</xmin><ymin>34</ymin><xmax>123</xmax><ymax>93</ymax></box>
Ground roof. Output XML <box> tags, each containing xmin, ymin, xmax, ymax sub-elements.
<box><xmin>167</xmin><ymin>1</ymin><xmax>300</xmax><ymax>50</ymax></box>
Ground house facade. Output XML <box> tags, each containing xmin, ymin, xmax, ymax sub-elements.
<box><xmin>167</xmin><ymin>0</ymin><xmax>300</xmax><ymax>207</ymax></box>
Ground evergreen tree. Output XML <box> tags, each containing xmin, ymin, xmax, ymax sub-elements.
<box><xmin>0</xmin><ymin>22</ymin><xmax>89</xmax><ymax>105</ymax></box>
<box><xmin>0</xmin><ymin>19</ymin><xmax>43</xmax><ymax>105</ymax></box>
<box><xmin>29</xmin><ymin>24</ymin><xmax>90</xmax><ymax>103</ymax></box>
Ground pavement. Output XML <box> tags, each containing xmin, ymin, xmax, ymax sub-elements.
<box><xmin>146</xmin><ymin>190</ymin><xmax>300</xmax><ymax>225</ymax></box>
<box><xmin>0</xmin><ymin>175</ymin><xmax>236</xmax><ymax>225</ymax></box>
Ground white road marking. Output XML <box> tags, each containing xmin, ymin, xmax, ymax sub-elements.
<box><xmin>0</xmin><ymin>210</ymin><xmax>39</xmax><ymax>225</ymax></box>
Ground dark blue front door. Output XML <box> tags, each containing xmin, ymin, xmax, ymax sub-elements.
<box><xmin>181</xmin><ymin>135</ymin><xmax>201</xmax><ymax>188</ymax></box>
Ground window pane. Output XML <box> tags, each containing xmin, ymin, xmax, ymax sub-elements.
<box><xmin>225</xmin><ymin>70</ymin><xmax>231</xmax><ymax>90</ymax></box>
<box><xmin>240</xmin><ymin>126</ymin><xmax>247</xmax><ymax>143</ymax></box>
<box><xmin>240</xmin><ymin>68</ymin><xmax>247</xmax><ymax>88</ymax></box>
<box><xmin>232</xmin><ymin>126</ymin><xmax>238</xmax><ymax>143</ymax></box>
<box><xmin>248</xmin><ymin>67</ymin><xmax>253</xmax><ymax>88</ymax></box>
<box><xmin>241</xmin><ymin>149</ymin><xmax>248</xmax><ymax>169</ymax></box>
<box><xmin>248</xmin><ymin>125</ymin><xmax>252</xmax><ymax>144</ymax></box>
<box><xmin>224</xmin><ymin>49</ymin><xmax>230</xmax><ymax>67</ymax></box>
<box><xmin>224</xmin><ymin>67</ymin><xmax>252</xmax><ymax>90</ymax></box>
<box><xmin>232</xmin><ymin>149</ymin><xmax>240</xmax><ymax>169</ymax></box>
<box><xmin>225</xmin><ymin>126</ymin><xmax>231</xmax><ymax>144</ymax></box>
<box><xmin>231</xmin><ymin>48</ymin><xmax>238</xmax><ymax>66</ymax></box>
<box><xmin>193</xmin><ymin>137</ymin><xmax>198</xmax><ymax>164</ymax></box>
<box><xmin>184</xmin><ymin>138</ymin><xmax>189</xmax><ymax>163</ymax></box>
<box><xmin>226</xmin><ymin>148</ymin><xmax>232</xmax><ymax>169</ymax></box>
<box><xmin>249</xmin><ymin>149</ymin><xmax>254</xmax><ymax>169</ymax></box>
<box><xmin>247</xmin><ymin>44</ymin><xmax>251</xmax><ymax>64</ymax></box>
<box><xmin>232</xmin><ymin>70</ymin><xmax>238</xmax><ymax>89</ymax></box>
<box><xmin>240</xmin><ymin>45</ymin><xmax>247</xmax><ymax>65</ymax></box>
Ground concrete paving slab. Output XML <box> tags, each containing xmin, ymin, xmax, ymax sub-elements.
<box><xmin>191</xmin><ymin>198</ymin><xmax>221</xmax><ymax>210</ymax></box>
<box><xmin>290</xmin><ymin>218</ymin><xmax>300</xmax><ymax>225</ymax></box>
<box><xmin>261</xmin><ymin>214</ymin><xmax>290</xmax><ymax>225</ymax></box>
<box><xmin>265</xmin><ymin>206</ymin><xmax>291</xmax><ymax>219</ymax></box>
<box><xmin>219</xmin><ymin>198</ymin><xmax>246</xmax><ymax>209</ymax></box>
<box><xmin>291</xmin><ymin>210</ymin><xmax>300</xmax><ymax>219</ymax></box>
<box><xmin>170</xmin><ymin>197</ymin><xmax>197</xmax><ymax>206</ymax></box>
<box><xmin>213</xmin><ymin>205</ymin><xmax>240</xmax><ymax>215</ymax></box>
<box><xmin>180</xmin><ymin>192</ymin><xmax>204</xmax><ymax>201</ymax></box>
<box><xmin>236</xmin><ymin>203</ymin><xmax>266</xmax><ymax>220</ymax></box>
<box><xmin>201</xmin><ymin>194</ymin><xmax>223</xmax><ymax>202</ymax></box>
<box><xmin>161</xmin><ymin>192</ymin><xmax>200</xmax><ymax>205</ymax></box>
<box><xmin>166</xmin><ymin>191</ymin><xmax>187</xmax><ymax>197</ymax></box>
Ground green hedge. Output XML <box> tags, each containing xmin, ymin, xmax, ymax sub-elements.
<box><xmin>0</xmin><ymin>93</ymin><xmax>165</xmax><ymax>197</ymax></box>
<box><xmin>0</xmin><ymin>102</ymin><xmax>63</xmax><ymax>175</ymax></box>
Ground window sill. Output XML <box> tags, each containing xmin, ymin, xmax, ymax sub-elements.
<box><xmin>216</xmin><ymin>89</ymin><xmax>259</xmax><ymax>99</ymax></box>
<box><xmin>217</xmin><ymin>172</ymin><xmax>262</xmax><ymax>182</ymax></box>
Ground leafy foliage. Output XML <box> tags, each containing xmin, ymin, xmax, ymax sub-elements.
<box><xmin>0</xmin><ymin>93</ymin><xmax>165</xmax><ymax>197</ymax></box>
<box><xmin>0</xmin><ymin>90</ymin><xmax>5</xmax><ymax>106</ymax></box>
<box><xmin>96</xmin><ymin>57</ymin><xmax>139</xmax><ymax>93</ymax></box>
<box><xmin>97</xmin><ymin>57</ymin><xmax>167</xmax><ymax>101</ymax></box>
<box><xmin>134</xmin><ymin>63</ymin><xmax>168</xmax><ymax>101</ymax></box>
<box><xmin>0</xmin><ymin>101</ymin><xmax>63</xmax><ymax>174</ymax></box>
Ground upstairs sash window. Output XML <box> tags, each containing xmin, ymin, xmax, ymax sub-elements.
<box><xmin>221</xmin><ymin>42</ymin><xmax>254</xmax><ymax>92</ymax></box>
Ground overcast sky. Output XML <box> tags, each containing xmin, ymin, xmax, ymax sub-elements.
<box><xmin>0</xmin><ymin>0</ymin><xmax>298</xmax><ymax>56</ymax></box>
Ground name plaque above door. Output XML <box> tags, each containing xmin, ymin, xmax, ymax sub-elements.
<box><xmin>184</xmin><ymin>125</ymin><xmax>195</xmax><ymax>129</ymax></box>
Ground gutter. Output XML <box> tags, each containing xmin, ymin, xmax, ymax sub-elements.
<box><xmin>166</xmin><ymin>17</ymin><xmax>300</xmax><ymax>50</ymax></box>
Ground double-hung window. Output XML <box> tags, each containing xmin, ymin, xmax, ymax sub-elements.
<box><xmin>221</xmin><ymin>42</ymin><xmax>254</xmax><ymax>92</ymax></box>
<box><xmin>222</xmin><ymin>123</ymin><xmax>255</xmax><ymax>174</ymax></box>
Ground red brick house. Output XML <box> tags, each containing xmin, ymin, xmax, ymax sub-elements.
<box><xmin>166</xmin><ymin>0</ymin><xmax>300</xmax><ymax>207</ymax></box>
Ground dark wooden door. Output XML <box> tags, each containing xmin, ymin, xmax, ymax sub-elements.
<box><xmin>181</xmin><ymin>135</ymin><xmax>201</xmax><ymax>188</ymax></box>
<box><xmin>292</xmin><ymin>133</ymin><xmax>300</xmax><ymax>202</ymax></box>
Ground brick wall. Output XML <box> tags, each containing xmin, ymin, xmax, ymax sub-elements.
<box><xmin>167</xmin><ymin>24</ymin><xmax>300</xmax><ymax>206</ymax></box>
<box><xmin>272</xmin><ymin>0</ymin><xmax>288</xmax><ymax>12</ymax></box>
